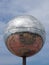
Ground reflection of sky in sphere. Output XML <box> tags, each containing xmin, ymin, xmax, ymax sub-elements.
<box><xmin>7</xmin><ymin>15</ymin><xmax>45</xmax><ymax>30</ymax></box>
<box><xmin>4</xmin><ymin>15</ymin><xmax>46</xmax><ymax>45</ymax></box>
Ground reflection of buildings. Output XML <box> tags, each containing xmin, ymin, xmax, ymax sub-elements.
<box><xmin>6</xmin><ymin>32</ymin><xmax>43</xmax><ymax>57</ymax></box>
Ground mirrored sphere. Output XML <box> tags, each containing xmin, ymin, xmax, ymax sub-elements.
<box><xmin>4</xmin><ymin>15</ymin><xmax>46</xmax><ymax>57</ymax></box>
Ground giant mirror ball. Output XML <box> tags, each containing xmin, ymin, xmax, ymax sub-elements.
<box><xmin>4</xmin><ymin>15</ymin><xmax>46</xmax><ymax>57</ymax></box>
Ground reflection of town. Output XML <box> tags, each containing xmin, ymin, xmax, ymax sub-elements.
<box><xmin>6</xmin><ymin>32</ymin><xmax>43</xmax><ymax>57</ymax></box>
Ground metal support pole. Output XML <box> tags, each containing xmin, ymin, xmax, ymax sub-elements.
<box><xmin>23</xmin><ymin>56</ymin><xmax>26</xmax><ymax>65</ymax></box>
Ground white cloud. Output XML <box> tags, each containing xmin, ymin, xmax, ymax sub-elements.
<box><xmin>0</xmin><ymin>22</ymin><xmax>6</xmax><ymax>40</ymax></box>
<box><xmin>0</xmin><ymin>55</ymin><xmax>21</xmax><ymax>65</ymax></box>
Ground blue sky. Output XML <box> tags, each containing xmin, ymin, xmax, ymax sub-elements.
<box><xmin>0</xmin><ymin>0</ymin><xmax>49</xmax><ymax>65</ymax></box>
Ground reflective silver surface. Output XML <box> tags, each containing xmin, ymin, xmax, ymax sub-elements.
<box><xmin>4</xmin><ymin>15</ymin><xmax>46</xmax><ymax>43</ymax></box>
